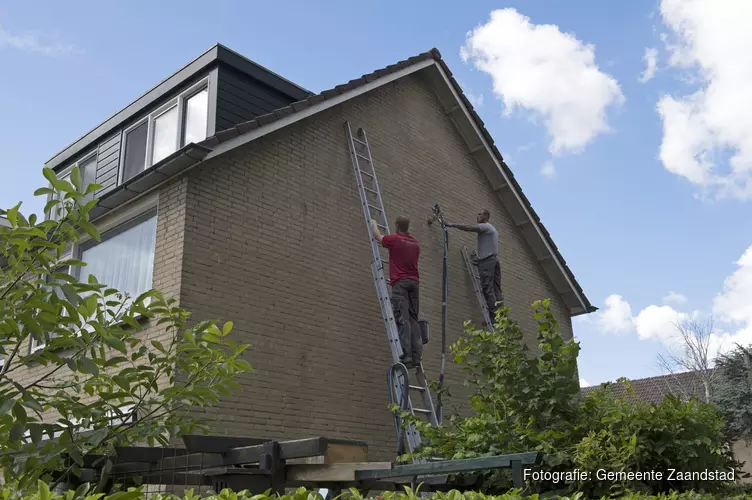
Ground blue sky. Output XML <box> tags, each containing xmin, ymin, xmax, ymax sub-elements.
<box><xmin>2</xmin><ymin>0</ymin><xmax>751</xmax><ymax>386</ymax></box>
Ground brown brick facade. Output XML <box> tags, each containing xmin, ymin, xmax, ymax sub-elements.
<box><xmin>169</xmin><ymin>74</ymin><xmax>574</xmax><ymax>460</ymax></box>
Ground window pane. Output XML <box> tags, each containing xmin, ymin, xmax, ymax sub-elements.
<box><xmin>123</xmin><ymin>122</ymin><xmax>148</xmax><ymax>182</ymax></box>
<box><xmin>184</xmin><ymin>88</ymin><xmax>209</xmax><ymax>145</ymax></box>
<box><xmin>80</xmin><ymin>216</ymin><xmax>157</xmax><ymax>302</ymax></box>
<box><xmin>79</xmin><ymin>155</ymin><xmax>97</xmax><ymax>201</ymax></box>
<box><xmin>152</xmin><ymin>106</ymin><xmax>178</xmax><ymax>164</ymax></box>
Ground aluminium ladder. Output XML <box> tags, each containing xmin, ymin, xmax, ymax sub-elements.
<box><xmin>461</xmin><ymin>246</ymin><xmax>493</xmax><ymax>327</ymax></box>
<box><xmin>344</xmin><ymin>121</ymin><xmax>439</xmax><ymax>455</ymax></box>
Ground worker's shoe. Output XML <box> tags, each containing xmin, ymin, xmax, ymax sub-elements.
<box><xmin>400</xmin><ymin>355</ymin><xmax>415</xmax><ymax>369</ymax></box>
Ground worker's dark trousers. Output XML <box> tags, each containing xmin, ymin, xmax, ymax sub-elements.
<box><xmin>390</xmin><ymin>278</ymin><xmax>422</xmax><ymax>364</ymax></box>
<box><xmin>477</xmin><ymin>255</ymin><xmax>503</xmax><ymax>323</ymax></box>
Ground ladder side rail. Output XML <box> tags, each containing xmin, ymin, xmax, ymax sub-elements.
<box><xmin>462</xmin><ymin>246</ymin><xmax>492</xmax><ymax>327</ymax></box>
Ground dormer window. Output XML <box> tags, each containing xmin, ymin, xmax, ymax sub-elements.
<box><xmin>49</xmin><ymin>151</ymin><xmax>97</xmax><ymax>221</ymax></box>
<box><xmin>121</xmin><ymin>79</ymin><xmax>209</xmax><ymax>183</ymax></box>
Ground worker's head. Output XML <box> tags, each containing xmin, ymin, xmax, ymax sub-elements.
<box><xmin>395</xmin><ymin>216</ymin><xmax>410</xmax><ymax>233</ymax></box>
<box><xmin>477</xmin><ymin>209</ymin><xmax>490</xmax><ymax>224</ymax></box>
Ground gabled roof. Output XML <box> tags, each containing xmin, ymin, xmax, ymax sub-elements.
<box><xmin>581</xmin><ymin>371</ymin><xmax>709</xmax><ymax>404</ymax></box>
<box><xmin>91</xmin><ymin>47</ymin><xmax>596</xmax><ymax>317</ymax></box>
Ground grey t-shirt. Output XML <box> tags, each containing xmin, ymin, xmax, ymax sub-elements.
<box><xmin>477</xmin><ymin>223</ymin><xmax>499</xmax><ymax>260</ymax></box>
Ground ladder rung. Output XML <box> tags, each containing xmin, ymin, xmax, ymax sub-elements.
<box><xmin>364</xmin><ymin>187</ymin><xmax>378</xmax><ymax>195</ymax></box>
<box><xmin>353</xmin><ymin>137</ymin><xmax>367</xmax><ymax>146</ymax></box>
<box><xmin>356</xmin><ymin>153</ymin><xmax>371</xmax><ymax>162</ymax></box>
<box><xmin>360</xmin><ymin>170</ymin><xmax>374</xmax><ymax>178</ymax></box>
<box><xmin>368</xmin><ymin>204</ymin><xmax>383</xmax><ymax>213</ymax></box>
<box><xmin>413</xmin><ymin>408</ymin><xmax>432</xmax><ymax>415</ymax></box>
<box><xmin>409</xmin><ymin>385</ymin><xmax>425</xmax><ymax>392</ymax></box>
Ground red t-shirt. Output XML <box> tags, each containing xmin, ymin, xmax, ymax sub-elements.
<box><xmin>381</xmin><ymin>232</ymin><xmax>420</xmax><ymax>285</ymax></box>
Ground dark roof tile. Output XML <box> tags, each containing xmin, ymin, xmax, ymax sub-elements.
<box><xmin>255</xmin><ymin>113</ymin><xmax>277</xmax><ymax>126</ymax></box>
<box><xmin>582</xmin><ymin>371</ymin><xmax>709</xmax><ymax>405</ymax></box>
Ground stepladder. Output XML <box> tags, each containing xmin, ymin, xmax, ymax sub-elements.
<box><xmin>343</xmin><ymin>121</ymin><xmax>439</xmax><ymax>456</ymax></box>
<box><xmin>461</xmin><ymin>246</ymin><xmax>493</xmax><ymax>328</ymax></box>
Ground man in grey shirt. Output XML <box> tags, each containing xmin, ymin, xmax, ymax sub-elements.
<box><xmin>446</xmin><ymin>208</ymin><xmax>503</xmax><ymax>324</ymax></box>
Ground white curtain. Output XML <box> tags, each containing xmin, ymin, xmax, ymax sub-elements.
<box><xmin>80</xmin><ymin>216</ymin><xmax>157</xmax><ymax>303</ymax></box>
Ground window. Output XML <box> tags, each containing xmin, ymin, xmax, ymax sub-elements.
<box><xmin>50</xmin><ymin>152</ymin><xmax>96</xmax><ymax>220</ymax></box>
<box><xmin>78</xmin><ymin>214</ymin><xmax>157</xmax><ymax>308</ymax></box>
<box><xmin>30</xmin><ymin>213</ymin><xmax>157</xmax><ymax>352</ymax></box>
<box><xmin>151</xmin><ymin>105</ymin><xmax>179</xmax><ymax>164</ymax></box>
<box><xmin>184</xmin><ymin>88</ymin><xmax>209</xmax><ymax>145</ymax></box>
<box><xmin>121</xmin><ymin>79</ymin><xmax>209</xmax><ymax>183</ymax></box>
<box><xmin>122</xmin><ymin>121</ymin><xmax>149</xmax><ymax>183</ymax></box>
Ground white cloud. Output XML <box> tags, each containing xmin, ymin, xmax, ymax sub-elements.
<box><xmin>713</xmin><ymin>246</ymin><xmax>752</xmax><ymax>326</ymax></box>
<box><xmin>634</xmin><ymin>304</ymin><xmax>688</xmax><ymax>343</ymax></box>
<box><xmin>0</xmin><ymin>25</ymin><xmax>78</xmax><ymax>56</ymax></box>
<box><xmin>593</xmin><ymin>244</ymin><xmax>752</xmax><ymax>360</ymax></box>
<box><xmin>580</xmin><ymin>378</ymin><xmax>591</xmax><ymax>387</ymax></box>
<box><xmin>663</xmin><ymin>291</ymin><xmax>688</xmax><ymax>305</ymax></box>
<box><xmin>597</xmin><ymin>294</ymin><xmax>634</xmax><ymax>334</ymax></box>
<box><xmin>639</xmin><ymin>47</ymin><xmax>658</xmax><ymax>83</ymax></box>
<box><xmin>541</xmin><ymin>161</ymin><xmax>556</xmax><ymax>179</ymax></box>
<box><xmin>460</xmin><ymin>8</ymin><xmax>624</xmax><ymax>155</ymax></box>
<box><xmin>656</xmin><ymin>0</ymin><xmax>752</xmax><ymax>200</ymax></box>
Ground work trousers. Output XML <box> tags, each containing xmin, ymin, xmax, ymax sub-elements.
<box><xmin>390</xmin><ymin>278</ymin><xmax>422</xmax><ymax>364</ymax></box>
<box><xmin>477</xmin><ymin>255</ymin><xmax>503</xmax><ymax>324</ymax></box>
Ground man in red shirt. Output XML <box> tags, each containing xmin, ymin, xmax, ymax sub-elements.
<box><xmin>371</xmin><ymin>216</ymin><xmax>422</xmax><ymax>368</ymax></box>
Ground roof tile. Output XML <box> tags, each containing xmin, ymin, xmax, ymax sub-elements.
<box><xmin>582</xmin><ymin>371</ymin><xmax>708</xmax><ymax>405</ymax></box>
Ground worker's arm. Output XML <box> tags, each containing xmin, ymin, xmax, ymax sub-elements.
<box><xmin>371</xmin><ymin>219</ymin><xmax>385</xmax><ymax>244</ymax></box>
<box><xmin>445</xmin><ymin>222</ymin><xmax>482</xmax><ymax>233</ymax></box>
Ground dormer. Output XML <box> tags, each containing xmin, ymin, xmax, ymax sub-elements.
<box><xmin>45</xmin><ymin>43</ymin><xmax>311</xmax><ymax>219</ymax></box>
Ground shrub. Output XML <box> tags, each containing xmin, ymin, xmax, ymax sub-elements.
<box><xmin>0</xmin><ymin>169</ymin><xmax>252</xmax><ymax>491</ymax></box>
<box><xmin>2</xmin><ymin>485</ymin><xmax>752</xmax><ymax>500</ymax></box>
<box><xmin>398</xmin><ymin>301</ymin><xmax>738</xmax><ymax>497</ymax></box>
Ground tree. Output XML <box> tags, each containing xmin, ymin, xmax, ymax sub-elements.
<box><xmin>656</xmin><ymin>318</ymin><xmax>720</xmax><ymax>401</ymax></box>
<box><xmin>0</xmin><ymin>167</ymin><xmax>253</xmax><ymax>492</ymax></box>
<box><xmin>713</xmin><ymin>344</ymin><xmax>752</xmax><ymax>444</ymax></box>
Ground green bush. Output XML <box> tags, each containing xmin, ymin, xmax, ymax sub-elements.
<box><xmin>398</xmin><ymin>301</ymin><xmax>738</xmax><ymax>497</ymax></box>
<box><xmin>1</xmin><ymin>168</ymin><xmax>252</xmax><ymax>491</ymax></box>
<box><xmin>2</xmin><ymin>485</ymin><xmax>752</xmax><ymax>500</ymax></box>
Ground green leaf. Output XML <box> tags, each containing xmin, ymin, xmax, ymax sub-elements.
<box><xmin>34</xmin><ymin>187</ymin><xmax>55</xmax><ymax>196</ymax></box>
<box><xmin>223</xmin><ymin>321</ymin><xmax>234</xmax><ymax>336</ymax></box>
<box><xmin>70</xmin><ymin>165</ymin><xmax>82</xmax><ymax>191</ymax></box>
<box><xmin>78</xmin><ymin>218</ymin><xmax>101</xmax><ymax>241</ymax></box>
<box><xmin>78</xmin><ymin>357</ymin><xmax>99</xmax><ymax>376</ymax></box>
<box><xmin>0</xmin><ymin>398</ymin><xmax>16</xmax><ymax>416</ymax></box>
<box><xmin>113</xmin><ymin>375</ymin><xmax>130</xmax><ymax>391</ymax></box>
<box><xmin>88</xmin><ymin>427</ymin><xmax>109</xmax><ymax>447</ymax></box>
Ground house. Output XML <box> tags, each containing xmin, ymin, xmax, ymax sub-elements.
<box><xmin>16</xmin><ymin>44</ymin><xmax>596</xmax><ymax>461</ymax></box>
<box><xmin>582</xmin><ymin>372</ymin><xmax>752</xmax><ymax>481</ymax></box>
<box><xmin>580</xmin><ymin>370</ymin><xmax>710</xmax><ymax>404</ymax></box>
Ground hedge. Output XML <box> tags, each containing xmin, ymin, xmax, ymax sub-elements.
<box><xmin>3</xmin><ymin>485</ymin><xmax>752</xmax><ymax>500</ymax></box>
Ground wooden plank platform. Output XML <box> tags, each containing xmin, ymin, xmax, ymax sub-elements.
<box><xmin>355</xmin><ymin>452</ymin><xmax>542</xmax><ymax>480</ymax></box>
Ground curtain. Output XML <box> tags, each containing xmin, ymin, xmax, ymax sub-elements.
<box><xmin>80</xmin><ymin>215</ymin><xmax>157</xmax><ymax>306</ymax></box>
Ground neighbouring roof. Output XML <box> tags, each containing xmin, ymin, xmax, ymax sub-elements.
<box><xmin>581</xmin><ymin>371</ymin><xmax>709</xmax><ymax>404</ymax></box>
<box><xmin>90</xmin><ymin>47</ymin><xmax>596</xmax><ymax>317</ymax></box>
<box><xmin>45</xmin><ymin>43</ymin><xmax>312</xmax><ymax>172</ymax></box>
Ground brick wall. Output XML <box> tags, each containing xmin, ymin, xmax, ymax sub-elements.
<box><xmin>174</xmin><ymin>73</ymin><xmax>575</xmax><ymax>461</ymax></box>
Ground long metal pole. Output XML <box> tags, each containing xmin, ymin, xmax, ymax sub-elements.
<box><xmin>429</xmin><ymin>204</ymin><xmax>449</xmax><ymax>425</ymax></box>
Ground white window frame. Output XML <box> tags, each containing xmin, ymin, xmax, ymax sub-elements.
<box><xmin>48</xmin><ymin>150</ymin><xmax>97</xmax><ymax>221</ymax></box>
<box><xmin>119</xmin><ymin>78</ymin><xmax>209</xmax><ymax>185</ymax></box>
<box><xmin>31</xmin><ymin>196</ymin><xmax>158</xmax><ymax>354</ymax></box>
